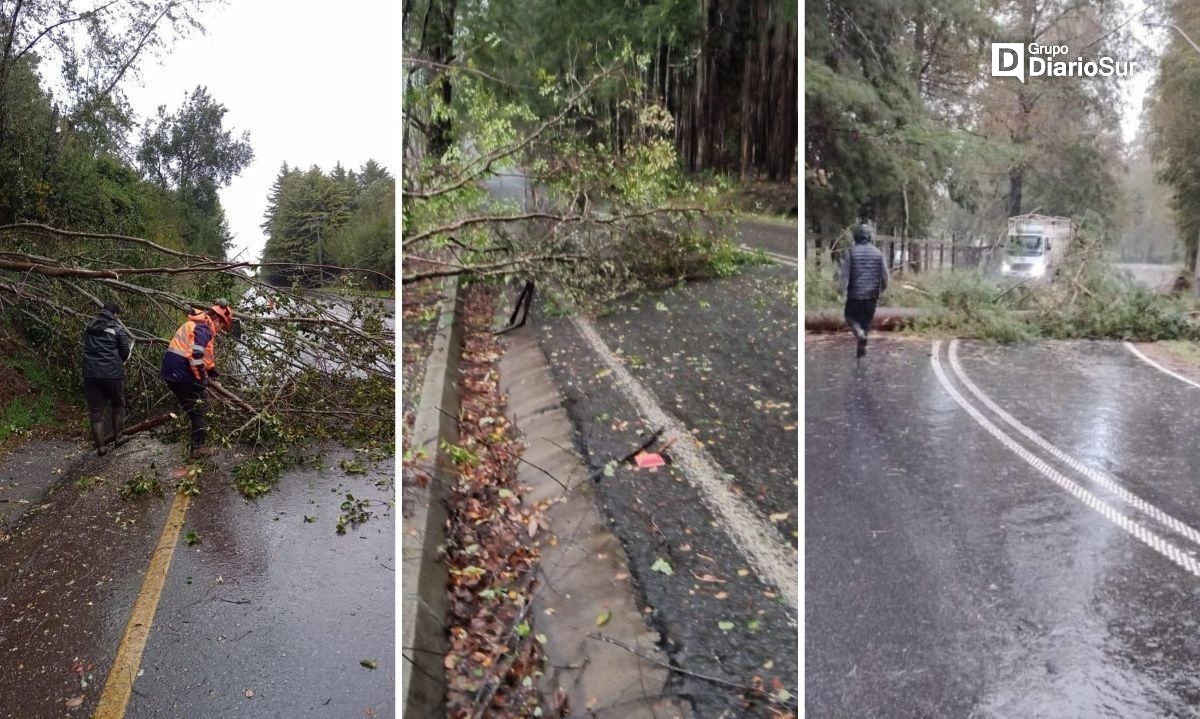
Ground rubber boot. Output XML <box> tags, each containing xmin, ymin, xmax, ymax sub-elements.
<box><xmin>189</xmin><ymin>446</ymin><xmax>217</xmax><ymax>461</ymax></box>
<box><xmin>112</xmin><ymin>407</ymin><xmax>126</xmax><ymax>447</ymax></box>
<box><xmin>91</xmin><ymin>421</ymin><xmax>107</xmax><ymax>457</ymax></box>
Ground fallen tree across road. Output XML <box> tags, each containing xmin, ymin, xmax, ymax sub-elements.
<box><xmin>805</xmin><ymin>307</ymin><xmax>929</xmax><ymax>332</ymax></box>
<box><xmin>0</xmin><ymin>223</ymin><xmax>395</xmax><ymax>493</ymax></box>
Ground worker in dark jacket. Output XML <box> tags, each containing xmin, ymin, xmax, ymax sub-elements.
<box><xmin>838</xmin><ymin>223</ymin><xmax>889</xmax><ymax>359</ymax></box>
<box><xmin>82</xmin><ymin>303</ymin><xmax>133</xmax><ymax>456</ymax></box>
<box><xmin>161</xmin><ymin>300</ymin><xmax>233</xmax><ymax>460</ymax></box>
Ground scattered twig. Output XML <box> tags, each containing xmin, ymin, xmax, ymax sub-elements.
<box><xmin>586</xmin><ymin>633</ymin><xmax>795</xmax><ymax>708</ymax></box>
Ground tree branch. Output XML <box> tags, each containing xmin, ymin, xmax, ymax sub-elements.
<box><xmin>403</xmin><ymin>64</ymin><xmax>623</xmax><ymax>201</ymax></box>
<box><xmin>403</xmin><ymin>205</ymin><xmax>711</xmax><ymax>248</ymax></box>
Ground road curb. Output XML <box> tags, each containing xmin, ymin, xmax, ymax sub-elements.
<box><xmin>401</xmin><ymin>276</ymin><xmax>463</xmax><ymax>718</ymax></box>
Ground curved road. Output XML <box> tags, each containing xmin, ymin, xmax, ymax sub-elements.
<box><xmin>807</xmin><ymin>335</ymin><xmax>1200</xmax><ymax>717</ymax></box>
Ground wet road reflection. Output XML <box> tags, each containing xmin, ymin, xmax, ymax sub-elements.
<box><xmin>807</xmin><ymin>336</ymin><xmax>1200</xmax><ymax>717</ymax></box>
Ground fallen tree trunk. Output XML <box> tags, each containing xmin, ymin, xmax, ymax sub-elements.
<box><xmin>208</xmin><ymin>380</ymin><xmax>257</xmax><ymax>414</ymax></box>
<box><xmin>805</xmin><ymin>307</ymin><xmax>927</xmax><ymax>332</ymax></box>
<box><xmin>105</xmin><ymin>413</ymin><xmax>177</xmax><ymax>445</ymax></box>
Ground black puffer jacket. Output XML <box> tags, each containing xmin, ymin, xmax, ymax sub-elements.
<box><xmin>82</xmin><ymin>310</ymin><xmax>132</xmax><ymax>379</ymax></box>
<box><xmin>839</xmin><ymin>241</ymin><xmax>889</xmax><ymax>300</ymax></box>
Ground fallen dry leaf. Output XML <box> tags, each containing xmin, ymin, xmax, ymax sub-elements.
<box><xmin>65</xmin><ymin>695</ymin><xmax>84</xmax><ymax>709</ymax></box>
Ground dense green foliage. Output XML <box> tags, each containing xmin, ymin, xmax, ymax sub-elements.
<box><xmin>0</xmin><ymin>2</ymin><xmax>235</xmax><ymax>255</ymax></box>
<box><xmin>260</xmin><ymin>161</ymin><xmax>395</xmax><ymax>288</ymax></box>
<box><xmin>137</xmin><ymin>86</ymin><xmax>254</xmax><ymax>257</ymax></box>
<box><xmin>404</xmin><ymin>3</ymin><xmax>769</xmax><ymax>308</ymax></box>
<box><xmin>1148</xmin><ymin>1</ymin><xmax>1200</xmax><ymax>269</ymax></box>
<box><xmin>407</xmin><ymin>0</ymin><xmax>797</xmax><ymax>180</ymax></box>
<box><xmin>806</xmin><ymin>0</ymin><xmax>1130</xmax><ymax>247</ymax></box>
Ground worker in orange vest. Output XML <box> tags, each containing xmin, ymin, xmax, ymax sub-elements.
<box><xmin>161</xmin><ymin>300</ymin><xmax>234</xmax><ymax>460</ymax></box>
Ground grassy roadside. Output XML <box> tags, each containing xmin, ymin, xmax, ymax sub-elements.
<box><xmin>722</xmin><ymin>179</ymin><xmax>797</xmax><ymax>220</ymax></box>
<box><xmin>0</xmin><ymin>354</ymin><xmax>75</xmax><ymax>447</ymax></box>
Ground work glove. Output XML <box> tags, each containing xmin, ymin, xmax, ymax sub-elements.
<box><xmin>197</xmin><ymin>376</ymin><xmax>209</xmax><ymax>390</ymax></box>
<box><xmin>208</xmin><ymin>368</ymin><xmax>220</xmax><ymax>379</ymax></box>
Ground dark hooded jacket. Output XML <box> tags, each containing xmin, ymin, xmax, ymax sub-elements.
<box><xmin>82</xmin><ymin>309</ymin><xmax>133</xmax><ymax>379</ymax></box>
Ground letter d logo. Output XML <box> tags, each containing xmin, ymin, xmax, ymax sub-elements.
<box><xmin>992</xmin><ymin>43</ymin><xmax>1025</xmax><ymax>82</ymax></box>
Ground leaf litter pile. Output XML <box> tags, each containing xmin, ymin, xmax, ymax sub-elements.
<box><xmin>444</xmin><ymin>285</ymin><xmax>548</xmax><ymax>718</ymax></box>
<box><xmin>402</xmin><ymin>279</ymin><xmax>442</xmax><ymax>499</ymax></box>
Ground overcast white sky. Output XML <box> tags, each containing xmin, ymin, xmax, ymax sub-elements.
<box><xmin>1121</xmin><ymin>0</ymin><xmax>1158</xmax><ymax>146</ymax></box>
<box><xmin>124</xmin><ymin>1</ymin><xmax>400</xmax><ymax>263</ymax></box>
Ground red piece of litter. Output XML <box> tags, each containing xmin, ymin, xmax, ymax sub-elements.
<box><xmin>634</xmin><ymin>452</ymin><xmax>665</xmax><ymax>469</ymax></box>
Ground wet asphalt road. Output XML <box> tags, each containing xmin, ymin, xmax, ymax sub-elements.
<box><xmin>807</xmin><ymin>335</ymin><xmax>1200</xmax><ymax>717</ymax></box>
<box><xmin>533</xmin><ymin>262</ymin><xmax>799</xmax><ymax>717</ymax></box>
<box><xmin>1114</xmin><ymin>263</ymin><xmax>1181</xmax><ymax>293</ymax></box>
<box><xmin>734</xmin><ymin>218</ymin><xmax>796</xmax><ymax>260</ymax></box>
<box><xmin>0</xmin><ymin>439</ymin><xmax>392</xmax><ymax>718</ymax></box>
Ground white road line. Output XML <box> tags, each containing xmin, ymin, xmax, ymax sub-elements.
<box><xmin>571</xmin><ymin>318</ymin><xmax>798</xmax><ymax>611</ymax></box>
<box><xmin>1124</xmin><ymin>341</ymin><xmax>1200</xmax><ymax>390</ymax></box>
<box><xmin>948</xmin><ymin>340</ymin><xmax>1200</xmax><ymax>549</ymax></box>
<box><xmin>930</xmin><ymin>340</ymin><xmax>1200</xmax><ymax>578</ymax></box>
<box><xmin>740</xmin><ymin>244</ymin><xmax>798</xmax><ymax>267</ymax></box>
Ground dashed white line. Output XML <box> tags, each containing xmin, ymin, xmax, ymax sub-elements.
<box><xmin>740</xmin><ymin>244</ymin><xmax>798</xmax><ymax>267</ymax></box>
<box><xmin>948</xmin><ymin>339</ymin><xmax>1200</xmax><ymax>549</ymax></box>
<box><xmin>930</xmin><ymin>340</ymin><xmax>1200</xmax><ymax>578</ymax></box>
<box><xmin>1124</xmin><ymin>341</ymin><xmax>1200</xmax><ymax>390</ymax></box>
<box><xmin>572</xmin><ymin>317</ymin><xmax>798</xmax><ymax>611</ymax></box>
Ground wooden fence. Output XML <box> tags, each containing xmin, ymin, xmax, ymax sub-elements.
<box><xmin>805</xmin><ymin>234</ymin><xmax>993</xmax><ymax>274</ymax></box>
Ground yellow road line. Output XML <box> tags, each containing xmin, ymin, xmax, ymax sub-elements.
<box><xmin>93</xmin><ymin>490</ymin><xmax>192</xmax><ymax>719</ymax></box>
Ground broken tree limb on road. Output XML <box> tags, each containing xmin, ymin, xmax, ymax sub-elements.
<box><xmin>403</xmin><ymin>57</ymin><xmax>749</xmax><ymax>311</ymax></box>
<box><xmin>104</xmin><ymin>413</ymin><xmax>177</xmax><ymax>445</ymax></box>
<box><xmin>805</xmin><ymin>307</ymin><xmax>929</xmax><ymax>332</ymax></box>
<box><xmin>0</xmin><ymin>223</ymin><xmax>394</xmax><ymax>459</ymax></box>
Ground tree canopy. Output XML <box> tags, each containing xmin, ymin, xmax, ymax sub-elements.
<box><xmin>805</xmin><ymin>0</ymin><xmax>1133</xmax><ymax>248</ymax></box>
<box><xmin>261</xmin><ymin>161</ymin><xmax>395</xmax><ymax>288</ymax></box>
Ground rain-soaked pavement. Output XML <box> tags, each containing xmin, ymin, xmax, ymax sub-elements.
<box><xmin>807</xmin><ymin>335</ymin><xmax>1200</xmax><ymax>717</ymax></box>
<box><xmin>532</xmin><ymin>259</ymin><xmax>799</xmax><ymax>716</ymax></box>
<box><xmin>0</xmin><ymin>437</ymin><xmax>392</xmax><ymax>718</ymax></box>
<box><xmin>1114</xmin><ymin>263</ymin><xmax>1181</xmax><ymax>293</ymax></box>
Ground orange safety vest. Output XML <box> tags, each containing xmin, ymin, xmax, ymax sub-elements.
<box><xmin>166</xmin><ymin>313</ymin><xmax>217</xmax><ymax>380</ymax></box>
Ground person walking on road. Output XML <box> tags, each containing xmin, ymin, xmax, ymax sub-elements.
<box><xmin>161</xmin><ymin>300</ymin><xmax>234</xmax><ymax>460</ymax></box>
<box><xmin>838</xmin><ymin>223</ymin><xmax>889</xmax><ymax>359</ymax></box>
<box><xmin>82</xmin><ymin>303</ymin><xmax>133</xmax><ymax>456</ymax></box>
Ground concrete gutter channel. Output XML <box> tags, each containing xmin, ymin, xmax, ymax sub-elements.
<box><xmin>402</xmin><ymin>278</ymin><xmax>689</xmax><ymax>717</ymax></box>
<box><xmin>401</xmin><ymin>278</ymin><xmax>462</xmax><ymax>717</ymax></box>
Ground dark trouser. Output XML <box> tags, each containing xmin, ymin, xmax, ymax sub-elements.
<box><xmin>167</xmin><ymin>380</ymin><xmax>207</xmax><ymax>448</ymax></box>
<box><xmin>844</xmin><ymin>297</ymin><xmax>878</xmax><ymax>335</ymax></box>
<box><xmin>83</xmin><ymin>378</ymin><xmax>125</xmax><ymax>423</ymax></box>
